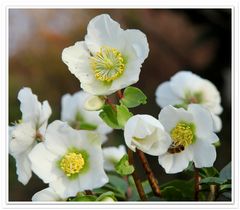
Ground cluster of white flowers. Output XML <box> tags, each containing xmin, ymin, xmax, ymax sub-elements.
<box><xmin>9</xmin><ymin>13</ymin><xmax>223</xmax><ymax>202</ymax></box>
<box><xmin>9</xmin><ymin>87</ymin><xmax>126</xmax><ymax>201</ymax></box>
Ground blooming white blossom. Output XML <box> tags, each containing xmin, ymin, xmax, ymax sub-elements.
<box><xmin>62</xmin><ymin>14</ymin><xmax>149</xmax><ymax>96</ymax></box>
<box><xmin>29</xmin><ymin>120</ymin><xmax>109</xmax><ymax>198</ymax></box>
<box><xmin>124</xmin><ymin>115</ymin><xmax>171</xmax><ymax>156</ymax></box>
<box><xmin>9</xmin><ymin>87</ymin><xmax>52</xmax><ymax>185</ymax></box>
<box><xmin>32</xmin><ymin>187</ymin><xmax>63</xmax><ymax>202</ymax></box>
<box><xmin>158</xmin><ymin>104</ymin><xmax>219</xmax><ymax>174</ymax></box>
<box><xmin>103</xmin><ymin>145</ymin><xmax>126</xmax><ymax>171</ymax></box>
<box><xmin>61</xmin><ymin>90</ymin><xmax>112</xmax><ymax>143</ymax></box>
<box><xmin>155</xmin><ymin>71</ymin><xmax>223</xmax><ymax>132</ymax></box>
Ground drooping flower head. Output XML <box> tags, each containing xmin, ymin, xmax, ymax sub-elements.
<box><xmin>155</xmin><ymin>71</ymin><xmax>223</xmax><ymax>132</ymax></box>
<box><xmin>9</xmin><ymin>87</ymin><xmax>52</xmax><ymax>185</ymax></box>
<box><xmin>158</xmin><ymin>104</ymin><xmax>219</xmax><ymax>174</ymax></box>
<box><xmin>61</xmin><ymin>90</ymin><xmax>112</xmax><ymax>143</ymax></box>
<box><xmin>124</xmin><ymin>115</ymin><xmax>171</xmax><ymax>156</ymax></box>
<box><xmin>62</xmin><ymin>14</ymin><xmax>149</xmax><ymax>96</ymax></box>
<box><xmin>29</xmin><ymin>121</ymin><xmax>108</xmax><ymax>198</ymax></box>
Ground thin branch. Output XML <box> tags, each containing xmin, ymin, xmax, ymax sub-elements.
<box><xmin>128</xmin><ymin>149</ymin><xmax>147</xmax><ymax>201</ymax></box>
<box><xmin>136</xmin><ymin>149</ymin><xmax>161</xmax><ymax>197</ymax></box>
<box><xmin>194</xmin><ymin>166</ymin><xmax>200</xmax><ymax>201</ymax></box>
<box><xmin>207</xmin><ymin>184</ymin><xmax>218</xmax><ymax>201</ymax></box>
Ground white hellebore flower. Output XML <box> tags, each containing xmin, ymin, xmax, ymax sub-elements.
<box><xmin>103</xmin><ymin>145</ymin><xmax>126</xmax><ymax>171</ymax></box>
<box><xmin>29</xmin><ymin>120</ymin><xmax>109</xmax><ymax>198</ymax></box>
<box><xmin>32</xmin><ymin>187</ymin><xmax>63</xmax><ymax>202</ymax></box>
<box><xmin>9</xmin><ymin>87</ymin><xmax>52</xmax><ymax>185</ymax></box>
<box><xmin>155</xmin><ymin>71</ymin><xmax>223</xmax><ymax>132</ymax></box>
<box><xmin>158</xmin><ymin>104</ymin><xmax>219</xmax><ymax>174</ymax></box>
<box><xmin>124</xmin><ymin>115</ymin><xmax>171</xmax><ymax>156</ymax></box>
<box><xmin>62</xmin><ymin>14</ymin><xmax>149</xmax><ymax>96</ymax></box>
<box><xmin>61</xmin><ymin>90</ymin><xmax>112</xmax><ymax>143</ymax></box>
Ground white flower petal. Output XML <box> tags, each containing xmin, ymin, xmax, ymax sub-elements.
<box><xmin>155</xmin><ymin>81</ymin><xmax>182</xmax><ymax>108</ymax></box>
<box><xmin>188</xmin><ymin>104</ymin><xmax>219</xmax><ymax>143</ymax></box>
<box><xmin>29</xmin><ymin>143</ymin><xmax>61</xmax><ymax>183</ymax></box>
<box><xmin>15</xmin><ymin>150</ymin><xmax>33</xmax><ymax>185</ymax></box>
<box><xmin>85</xmin><ymin>14</ymin><xmax>124</xmax><ymax>53</ymax></box>
<box><xmin>211</xmin><ymin>113</ymin><xmax>222</xmax><ymax>132</ymax></box>
<box><xmin>32</xmin><ymin>187</ymin><xmax>62</xmax><ymax>201</ymax></box>
<box><xmin>123</xmin><ymin>29</ymin><xmax>149</xmax><ymax>62</ymax></box>
<box><xmin>62</xmin><ymin>41</ymin><xmax>95</xmax><ymax>84</ymax></box>
<box><xmin>158</xmin><ymin>105</ymin><xmax>193</xmax><ymax>132</ymax></box>
<box><xmin>103</xmin><ymin>145</ymin><xmax>126</xmax><ymax>171</ymax></box>
<box><xmin>190</xmin><ymin>138</ymin><xmax>217</xmax><ymax>168</ymax></box>
<box><xmin>158</xmin><ymin>149</ymin><xmax>192</xmax><ymax>174</ymax></box>
<box><xmin>61</xmin><ymin>91</ymin><xmax>112</xmax><ymax>139</ymax></box>
<box><xmin>18</xmin><ymin>87</ymin><xmax>42</xmax><ymax>124</ymax></box>
<box><xmin>124</xmin><ymin>115</ymin><xmax>171</xmax><ymax>155</ymax></box>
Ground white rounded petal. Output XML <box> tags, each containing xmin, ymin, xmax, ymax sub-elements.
<box><xmin>85</xmin><ymin>14</ymin><xmax>124</xmax><ymax>53</ymax></box>
<box><xmin>32</xmin><ymin>187</ymin><xmax>62</xmax><ymax>202</ymax></box>
<box><xmin>155</xmin><ymin>81</ymin><xmax>182</xmax><ymax>108</ymax></box>
<box><xmin>211</xmin><ymin>113</ymin><xmax>222</xmax><ymax>132</ymax></box>
<box><xmin>190</xmin><ymin>138</ymin><xmax>217</xmax><ymax>168</ymax></box>
<box><xmin>188</xmin><ymin>104</ymin><xmax>219</xmax><ymax>143</ymax></box>
<box><xmin>123</xmin><ymin>29</ymin><xmax>149</xmax><ymax>62</ymax></box>
<box><xmin>158</xmin><ymin>105</ymin><xmax>194</xmax><ymax>132</ymax></box>
<box><xmin>14</xmin><ymin>150</ymin><xmax>33</xmax><ymax>185</ymax></box>
<box><xmin>169</xmin><ymin>71</ymin><xmax>200</xmax><ymax>98</ymax></box>
<box><xmin>158</xmin><ymin>149</ymin><xmax>192</xmax><ymax>174</ymax></box>
<box><xmin>124</xmin><ymin>115</ymin><xmax>171</xmax><ymax>155</ymax></box>
<box><xmin>62</xmin><ymin>41</ymin><xmax>95</xmax><ymax>84</ymax></box>
<box><xmin>28</xmin><ymin>143</ymin><xmax>61</xmax><ymax>183</ymax></box>
<box><xmin>103</xmin><ymin>145</ymin><xmax>126</xmax><ymax>171</ymax></box>
<box><xmin>9</xmin><ymin>122</ymin><xmax>36</xmax><ymax>156</ymax></box>
<box><xmin>18</xmin><ymin>87</ymin><xmax>41</xmax><ymax>124</ymax></box>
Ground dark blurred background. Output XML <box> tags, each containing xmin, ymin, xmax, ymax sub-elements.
<box><xmin>9</xmin><ymin>9</ymin><xmax>231</xmax><ymax>201</ymax></box>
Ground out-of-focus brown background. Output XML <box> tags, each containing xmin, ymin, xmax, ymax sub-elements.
<box><xmin>9</xmin><ymin>9</ymin><xmax>231</xmax><ymax>201</ymax></box>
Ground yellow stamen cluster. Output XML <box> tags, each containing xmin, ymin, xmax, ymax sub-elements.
<box><xmin>90</xmin><ymin>46</ymin><xmax>125</xmax><ymax>82</ymax></box>
<box><xmin>60</xmin><ymin>152</ymin><xmax>85</xmax><ymax>177</ymax></box>
<box><xmin>171</xmin><ymin>122</ymin><xmax>194</xmax><ymax>148</ymax></box>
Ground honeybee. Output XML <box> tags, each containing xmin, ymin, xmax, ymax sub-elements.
<box><xmin>167</xmin><ymin>144</ymin><xmax>185</xmax><ymax>154</ymax></box>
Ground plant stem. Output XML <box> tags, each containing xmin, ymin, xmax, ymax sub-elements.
<box><xmin>116</xmin><ymin>90</ymin><xmax>123</xmax><ymax>99</ymax></box>
<box><xmin>207</xmin><ymin>185</ymin><xmax>217</xmax><ymax>201</ymax></box>
<box><xmin>136</xmin><ymin>149</ymin><xmax>161</xmax><ymax>197</ymax></box>
<box><xmin>85</xmin><ymin>190</ymin><xmax>93</xmax><ymax>195</ymax></box>
<box><xmin>194</xmin><ymin>166</ymin><xmax>200</xmax><ymax>201</ymax></box>
<box><xmin>128</xmin><ymin>149</ymin><xmax>147</xmax><ymax>201</ymax></box>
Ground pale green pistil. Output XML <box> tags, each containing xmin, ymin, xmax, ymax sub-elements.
<box><xmin>90</xmin><ymin>46</ymin><xmax>125</xmax><ymax>82</ymax></box>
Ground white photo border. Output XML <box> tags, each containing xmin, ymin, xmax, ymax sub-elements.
<box><xmin>1</xmin><ymin>0</ymin><xmax>239</xmax><ymax>209</ymax></box>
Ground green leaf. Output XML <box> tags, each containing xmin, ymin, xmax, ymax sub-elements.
<box><xmin>220</xmin><ymin>162</ymin><xmax>231</xmax><ymax>180</ymax></box>
<box><xmin>200</xmin><ymin>167</ymin><xmax>219</xmax><ymax>178</ymax></box>
<box><xmin>115</xmin><ymin>154</ymin><xmax>134</xmax><ymax>176</ymax></box>
<box><xmin>200</xmin><ymin>177</ymin><xmax>226</xmax><ymax>185</ymax></box>
<box><xmin>78</xmin><ymin>122</ymin><xmax>97</xmax><ymax>130</ymax></box>
<box><xmin>161</xmin><ymin>186</ymin><xmax>184</xmax><ymax>201</ymax></box>
<box><xmin>160</xmin><ymin>179</ymin><xmax>194</xmax><ymax>200</ymax></box>
<box><xmin>120</xmin><ymin>86</ymin><xmax>147</xmax><ymax>108</ymax></box>
<box><xmin>70</xmin><ymin>195</ymin><xmax>97</xmax><ymax>201</ymax></box>
<box><xmin>96</xmin><ymin>191</ymin><xmax>117</xmax><ymax>201</ymax></box>
<box><xmin>116</xmin><ymin>105</ymin><xmax>133</xmax><ymax>128</ymax></box>
<box><xmin>99</xmin><ymin>105</ymin><xmax>121</xmax><ymax>129</ymax></box>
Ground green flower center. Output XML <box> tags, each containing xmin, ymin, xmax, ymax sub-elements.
<box><xmin>90</xmin><ymin>46</ymin><xmax>125</xmax><ymax>82</ymax></box>
<box><xmin>184</xmin><ymin>91</ymin><xmax>203</xmax><ymax>104</ymax></box>
<box><xmin>60</xmin><ymin>152</ymin><xmax>85</xmax><ymax>177</ymax></box>
<box><xmin>170</xmin><ymin>122</ymin><xmax>195</xmax><ymax>148</ymax></box>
